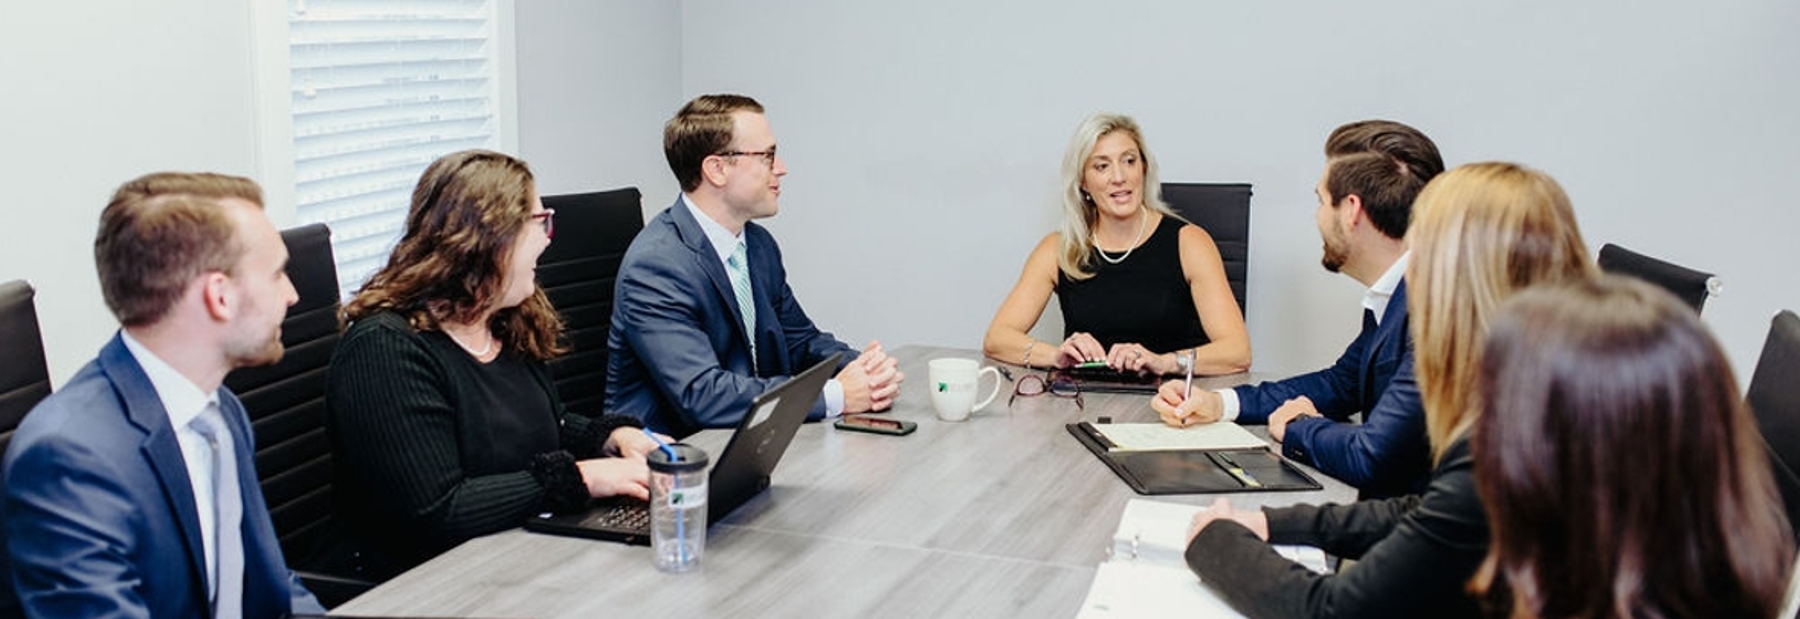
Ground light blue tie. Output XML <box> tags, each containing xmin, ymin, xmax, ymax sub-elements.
<box><xmin>726</xmin><ymin>241</ymin><xmax>757</xmax><ymax>368</ymax></box>
<box><xmin>192</xmin><ymin>407</ymin><xmax>244</xmax><ymax>619</ymax></box>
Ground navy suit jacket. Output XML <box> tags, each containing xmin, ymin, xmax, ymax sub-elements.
<box><xmin>606</xmin><ymin>199</ymin><xmax>855</xmax><ymax>438</ymax></box>
<box><xmin>0</xmin><ymin>334</ymin><xmax>322</xmax><ymax>618</ymax></box>
<box><xmin>1232</xmin><ymin>280</ymin><xmax>1430</xmax><ymax>498</ymax></box>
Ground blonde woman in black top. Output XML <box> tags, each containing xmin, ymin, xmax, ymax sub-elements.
<box><xmin>983</xmin><ymin>113</ymin><xmax>1249</xmax><ymax>375</ymax></box>
<box><xmin>327</xmin><ymin>150</ymin><xmax>662</xmax><ymax>579</ymax></box>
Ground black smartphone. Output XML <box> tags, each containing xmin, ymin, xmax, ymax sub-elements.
<box><xmin>833</xmin><ymin>415</ymin><xmax>917</xmax><ymax>436</ymax></box>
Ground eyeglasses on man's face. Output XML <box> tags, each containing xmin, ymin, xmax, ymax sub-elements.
<box><xmin>529</xmin><ymin>208</ymin><xmax>556</xmax><ymax>239</ymax></box>
<box><xmin>1010</xmin><ymin>370</ymin><xmax>1083</xmax><ymax>410</ymax></box>
<box><xmin>717</xmin><ymin>147</ymin><xmax>778</xmax><ymax>170</ymax></box>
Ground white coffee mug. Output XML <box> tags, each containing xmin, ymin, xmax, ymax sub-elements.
<box><xmin>929</xmin><ymin>358</ymin><xmax>1002</xmax><ymax>422</ymax></box>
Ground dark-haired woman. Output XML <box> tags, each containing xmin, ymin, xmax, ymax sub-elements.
<box><xmin>327</xmin><ymin>150</ymin><xmax>660</xmax><ymax>579</ymax></box>
<box><xmin>1470</xmin><ymin>276</ymin><xmax>1794</xmax><ymax>619</ymax></box>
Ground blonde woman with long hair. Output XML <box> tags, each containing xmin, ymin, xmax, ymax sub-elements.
<box><xmin>984</xmin><ymin>113</ymin><xmax>1249</xmax><ymax>378</ymax></box>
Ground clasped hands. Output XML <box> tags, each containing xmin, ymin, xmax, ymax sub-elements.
<box><xmin>1056</xmin><ymin>332</ymin><xmax>1178</xmax><ymax>375</ymax></box>
<box><xmin>838</xmin><ymin>340</ymin><xmax>905</xmax><ymax>414</ymax></box>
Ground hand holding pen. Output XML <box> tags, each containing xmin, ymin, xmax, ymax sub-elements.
<box><xmin>1151</xmin><ymin>380</ymin><xmax>1225</xmax><ymax>427</ymax></box>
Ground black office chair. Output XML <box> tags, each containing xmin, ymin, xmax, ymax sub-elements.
<box><xmin>1597</xmin><ymin>243</ymin><xmax>1719</xmax><ymax>314</ymax></box>
<box><xmin>1161</xmin><ymin>183</ymin><xmax>1252</xmax><ymax>319</ymax></box>
<box><xmin>0</xmin><ymin>280</ymin><xmax>52</xmax><ymax>457</ymax></box>
<box><xmin>1748</xmin><ymin>310</ymin><xmax>1800</xmax><ymax>542</ymax></box>
<box><xmin>221</xmin><ymin>224</ymin><xmax>372</xmax><ymax>607</ymax></box>
<box><xmin>536</xmin><ymin>187</ymin><xmax>645</xmax><ymax>415</ymax></box>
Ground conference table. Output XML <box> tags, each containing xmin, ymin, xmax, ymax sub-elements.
<box><xmin>331</xmin><ymin>345</ymin><xmax>1355</xmax><ymax>618</ymax></box>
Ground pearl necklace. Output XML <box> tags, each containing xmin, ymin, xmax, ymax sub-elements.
<box><xmin>445</xmin><ymin>325</ymin><xmax>496</xmax><ymax>357</ymax></box>
<box><xmin>1093</xmin><ymin>206</ymin><xmax>1149</xmax><ymax>265</ymax></box>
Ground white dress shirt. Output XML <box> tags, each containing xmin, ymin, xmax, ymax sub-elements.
<box><xmin>119</xmin><ymin>331</ymin><xmax>227</xmax><ymax>596</ymax></box>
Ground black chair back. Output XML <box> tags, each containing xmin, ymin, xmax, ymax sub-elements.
<box><xmin>1597</xmin><ymin>243</ymin><xmax>1717</xmax><ymax>313</ymax></box>
<box><xmin>1161</xmin><ymin>183</ymin><xmax>1252</xmax><ymax>319</ymax></box>
<box><xmin>221</xmin><ymin>224</ymin><xmax>363</xmax><ymax>603</ymax></box>
<box><xmin>1749</xmin><ymin>310</ymin><xmax>1800</xmax><ymax>540</ymax></box>
<box><xmin>0</xmin><ymin>280</ymin><xmax>52</xmax><ymax>457</ymax></box>
<box><xmin>537</xmin><ymin>187</ymin><xmax>645</xmax><ymax>415</ymax></box>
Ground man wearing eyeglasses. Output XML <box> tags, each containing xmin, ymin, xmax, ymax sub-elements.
<box><xmin>1152</xmin><ymin>120</ymin><xmax>1443</xmax><ymax>499</ymax></box>
<box><xmin>608</xmin><ymin>94</ymin><xmax>904</xmax><ymax>438</ymax></box>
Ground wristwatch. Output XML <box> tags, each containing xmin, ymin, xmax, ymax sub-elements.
<box><xmin>1177</xmin><ymin>349</ymin><xmax>1195</xmax><ymax>374</ymax></box>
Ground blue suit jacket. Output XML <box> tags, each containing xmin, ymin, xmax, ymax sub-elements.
<box><xmin>607</xmin><ymin>199</ymin><xmax>855</xmax><ymax>438</ymax></box>
<box><xmin>1232</xmin><ymin>281</ymin><xmax>1429</xmax><ymax>498</ymax></box>
<box><xmin>0</xmin><ymin>334</ymin><xmax>322</xmax><ymax>618</ymax></box>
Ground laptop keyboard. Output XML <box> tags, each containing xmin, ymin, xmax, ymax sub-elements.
<box><xmin>587</xmin><ymin>502</ymin><xmax>650</xmax><ymax>531</ymax></box>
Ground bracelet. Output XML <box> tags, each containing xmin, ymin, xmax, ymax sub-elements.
<box><xmin>1022</xmin><ymin>341</ymin><xmax>1036</xmax><ymax>369</ymax></box>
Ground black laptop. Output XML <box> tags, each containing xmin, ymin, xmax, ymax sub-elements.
<box><xmin>524</xmin><ymin>353</ymin><xmax>842</xmax><ymax>544</ymax></box>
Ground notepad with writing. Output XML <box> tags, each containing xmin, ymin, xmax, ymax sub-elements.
<box><xmin>1077</xmin><ymin>498</ymin><xmax>1329</xmax><ymax>619</ymax></box>
<box><xmin>1068</xmin><ymin>422</ymin><xmax>1321</xmax><ymax>494</ymax></box>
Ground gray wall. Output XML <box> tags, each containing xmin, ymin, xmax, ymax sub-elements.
<box><xmin>4</xmin><ymin>1</ymin><xmax>1796</xmax><ymax>386</ymax></box>
<box><xmin>515</xmin><ymin>0</ymin><xmax>683</xmax><ymax>214</ymax></box>
<box><xmin>0</xmin><ymin>1</ymin><xmax>261</xmax><ymax>383</ymax></box>
<box><xmin>678</xmin><ymin>0</ymin><xmax>1800</xmax><ymax>378</ymax></box>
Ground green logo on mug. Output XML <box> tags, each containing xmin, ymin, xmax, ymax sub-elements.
<box><xmin>937</xmin><ymin>382</ymin><xmax>948</xmax><ymax>392</ymax></box>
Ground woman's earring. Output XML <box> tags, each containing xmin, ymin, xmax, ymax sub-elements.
<box><xmin>1080</xmin><ymin>190</ymin><xmax>1093</xmax><ymax>204</ymax></box>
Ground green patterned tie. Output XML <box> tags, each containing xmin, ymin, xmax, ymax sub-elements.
<box><xmin>727</xmin><ymin>241</ymin><xmax>757</xmax><ymax>368</ymax></box>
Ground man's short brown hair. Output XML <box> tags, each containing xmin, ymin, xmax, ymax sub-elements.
<box><xmin>95</xmin><ymin>172</ymin><xmax>264</xmax><ymax>326</ymax></box>
<box><xmin>1322</xmin><ymin>120</ymin><xmax>1444</xmax><ymax>239</ymax></box>
<box><xmin>664</xmin><ymin>94</ymin><xmax>764</xmax><ymax>193</ymax></box>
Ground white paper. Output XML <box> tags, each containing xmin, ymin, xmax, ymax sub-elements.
<box><xmin>1082</xmin><ymin>498</ymin><xmax>1331</xmax><ymax>618</ymax></box>
<box><xmin>1091</xmin><ymin>422</ymin><xmax>1269</xmax><ymax>452</ymax></box>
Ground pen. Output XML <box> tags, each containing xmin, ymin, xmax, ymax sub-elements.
<box><xmin>1216</xmin><ymin>452</ymin><xmax>1263</xmax><ymax>488</ymax></box>
<box><xmin>1182</xmin><ymin>352</ymin><xmax>1194</xmax><ymax>400</ymax></box>
<box><xmin>643</xmin><ymin>427</ymin><xmax>679</xmax><ymax>461</ymax></box>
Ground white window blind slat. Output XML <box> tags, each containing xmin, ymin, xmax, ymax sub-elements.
<box><xmin>289</xmin><ymin>0</ymin><xmax>499</xmax><ymax>300</ymax></box>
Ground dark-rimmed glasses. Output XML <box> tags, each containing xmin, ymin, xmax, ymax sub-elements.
<box><xmin>717</xmin><ymin>147</ymin><xmax>778</xmax><ymax>170</ymax></box>
<box><xmin>530</xmin><ymin>208</ymin><xmax>556</xmax><ymax>239</ymax></box>
<box><xmin>1010</xmin><ymin>369</ymin><xmax>1083</xmax><ymax>410</ymax></box>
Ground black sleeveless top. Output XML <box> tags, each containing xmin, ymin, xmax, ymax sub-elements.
<box><xmin>1057</xmin><ymin>216</ymin><xmax>1209</xmax><ymax>353</ymax></box>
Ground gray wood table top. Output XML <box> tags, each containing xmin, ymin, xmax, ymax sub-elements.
<box><xmin>332</xmin><ymin>345</ymin><xmax>1357</xmax><ymax>618</ymax></box>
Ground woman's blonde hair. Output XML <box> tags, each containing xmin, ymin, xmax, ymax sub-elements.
<box><xmin>1408</xmin><ymin>162</ymin><xmax>1596</xmax><ymax>458</ymax></box>
<box><xmin>1056</xmin><ymin>113</ymin><xmax>1176</xmax><ymax>280</ymax></box>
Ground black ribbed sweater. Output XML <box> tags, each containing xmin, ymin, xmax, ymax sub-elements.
<box><xmin>326</xmin><ymin>311</ymin><xmax>640</xmax><ymax>579</ymax></box>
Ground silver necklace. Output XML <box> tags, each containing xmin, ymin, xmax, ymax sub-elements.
<box><xmin>445</xmin><ymin>325</ymin><xmax>495</xmax><ymax>357</ymax></box>
<box><xmin>1093</xmin><ymin>206</ymin><xmax>1149</xmax><ymax>265</ymax></box>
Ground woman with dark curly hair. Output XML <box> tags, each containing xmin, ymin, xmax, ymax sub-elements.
<box><xmin>327</xmin><ymin>150</ymin><xmax>660</xmax><ymax>580</ymax></box>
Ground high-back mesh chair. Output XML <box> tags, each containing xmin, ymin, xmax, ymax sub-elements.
<box><xmin>1160</xmin><ymin>183</ymin><xmax>1252</xmax><ymax>319</ymax></box>
<box><xmin>1748</xmin><ymin>310</ymin><xmax>1800</xmax><ymax>542</ymax></box>
<box><xmin>536</xmin><ymin>187</ymin><xmax>645</xmax><ymax>415</ymax></box>
<box><xmin>0</xmin><ymin>280</ymin><xmax>52</xmax><ymax>457</ymax></box>
<box><xmin>221</xmin><ymin>223</ymin><xmax>371</xmax><ymax>606</ymax></box>
<box><xmin>1597</xmin><ymin>243</ymin><xmax>1720</xmax><ymax>314</ymax></box>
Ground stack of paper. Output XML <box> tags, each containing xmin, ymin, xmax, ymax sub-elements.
<box><xmin>1078</xmin><ymin>498</ymin><xmax>1330</xmax><ymax>618</ymax></box>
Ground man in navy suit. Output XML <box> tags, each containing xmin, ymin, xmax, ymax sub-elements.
<box><xmin>608</xmin><ymin>94</ymin><xmax>904</xmax><ymax>438</ymax></box>
<box><xmin>1154</xmin><ymin>121</ymin><xmax>1444</xmax><ymax>498</ymax></box>
<box><xmin>1</xmin><ymin>173</ymin><xmax>323</xmax><ymax>617</ymax></box>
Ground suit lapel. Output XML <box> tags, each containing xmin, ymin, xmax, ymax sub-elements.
<box><xmin>1361</xmin><ymin>280</ymin><xmax>1410</xmax><ymax>394</ymax></box>
<box><xmin>97</xmin><ymin>335</ymin><xmax>212</xmax><ymax>607</ymax></box>
<box><xmin>668</xmin><ymin>200</ymin><xmax>759</xmax><ymax>358</ymax></box>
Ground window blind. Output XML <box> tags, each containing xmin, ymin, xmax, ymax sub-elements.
<box><xmin>289</xmin><ymin>0</ymin><xmax>499</xmax><ymax>299</ymax></box>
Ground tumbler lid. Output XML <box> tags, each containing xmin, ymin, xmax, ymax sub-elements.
<box><xmin>647</xmin><ymin>443</ymin><xmax>709</xmax><ymax>473</ymax></box>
